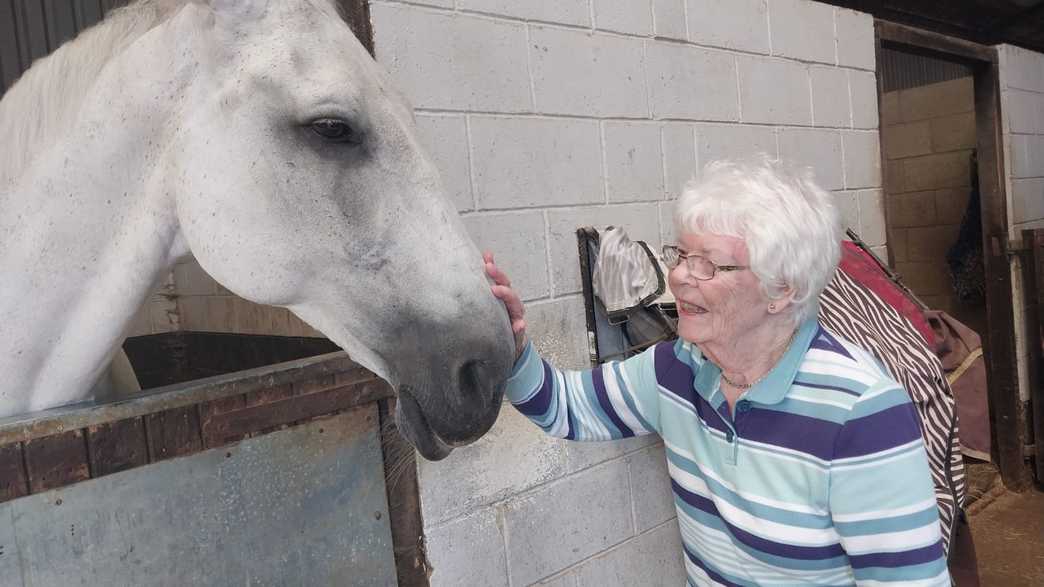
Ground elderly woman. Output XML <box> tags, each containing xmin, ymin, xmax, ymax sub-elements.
<box><xmin>485</xmin><ymin>159</ymin><xmax>949</xmax><ymax>586</ymax></box>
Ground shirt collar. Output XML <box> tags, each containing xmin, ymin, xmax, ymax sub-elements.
<box><xmin>690</xmin><ymin>317</ymin><xmax>819</xmax><ymax>406</ymax></box>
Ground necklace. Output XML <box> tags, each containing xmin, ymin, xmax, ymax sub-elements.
<box><xmin>719</xmin><ymin>329</ymin><xmax>798</xmax><ymax>390</ymax></box>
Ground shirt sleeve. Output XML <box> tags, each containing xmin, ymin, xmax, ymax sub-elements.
<box><xmin>504</xmin><ymin>339</ymin><xmax>663</xmax><ymax>440</ymax></box>
<box><xmin>829</xmin><ymin>382</ymin><xmax>951</xmax><ymax>586</ymax></box>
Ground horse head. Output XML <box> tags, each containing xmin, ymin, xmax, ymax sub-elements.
<box><xmin>3</xmin><ymin>0</ymin><xmax>516</xmax><ymax>459</ymax></box>
<box><xmin>159</xmin><ymin>0</ymin><xmax>517</xmax><ymax>459</ymax></box>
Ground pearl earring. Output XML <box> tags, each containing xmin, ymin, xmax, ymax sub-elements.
<box><xmin>768</xmin><ymin>303</ymin><xmax>776</xmax><ymax>312</ymax></box>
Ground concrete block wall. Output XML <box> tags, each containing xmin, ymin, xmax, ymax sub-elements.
<box><xmin>880</xmin><ymin>76</ymin><xmax>976</xmax><ymax>315</ymax></box>
<box><xmin>998</xmin><ymin>44</ymin><xmax>1044</xmax><ymax>232</ymax></box>
<box><xmin>369</xmin><ymin>0</ymin><xmax>884</xmax><ymax>584</ymax></box>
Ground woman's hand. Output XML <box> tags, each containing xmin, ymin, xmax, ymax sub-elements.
<box><xmin>484</xmin><ymin>252</ymin><xmax>527</xmax><ymax>361</ymax></box>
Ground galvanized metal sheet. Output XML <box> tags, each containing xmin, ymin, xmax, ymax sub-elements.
<box><xmin>0</xmin><ymin>406</ymin><xmax>395</xmax><ymax>586</ymax></box>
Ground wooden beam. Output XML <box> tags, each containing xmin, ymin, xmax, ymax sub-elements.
<box><xmin>974</xmin><ymin>64</ymin><xmax>1032</xmax><ymax>490</ymax></box>
<box><xmin>877</xmin><ymin>20</ymin><xmax>995</xmax><ymax>65</ymax></box>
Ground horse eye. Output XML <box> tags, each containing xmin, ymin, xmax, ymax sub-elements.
<box><xmin>310</xmin><ymin>118</ymin><xmax>362</xmax><ymax>144</ymax></box>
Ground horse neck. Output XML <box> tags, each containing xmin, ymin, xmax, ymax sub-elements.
<box><xmin>0</xmin><ymin>20</ymin><xmax>192</xmax><ymax>416</ymax></box>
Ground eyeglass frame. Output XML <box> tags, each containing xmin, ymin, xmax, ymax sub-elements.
<box><xmin>661</xmin><ymin>245</ymin><xmax>749</xmax><ymax>281</ymax></box>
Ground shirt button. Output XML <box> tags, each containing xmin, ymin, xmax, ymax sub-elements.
<box><xmin>725</xmin><ymin>430</ymin><xmax>734</xmax><ymax>443</ymax></box>
<box><xmin>736</xmin><ymin>401</ymin><xmax>751</xmax><ymax>414</ymax></box>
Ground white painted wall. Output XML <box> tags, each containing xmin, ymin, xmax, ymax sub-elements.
<box><xmin>369</xmin><ymin>1</ymin><xmax>884</xmax><ymax>584</ymax></box>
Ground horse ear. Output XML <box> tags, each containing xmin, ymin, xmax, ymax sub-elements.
<box><xmin>208</xmin><ymin>0</ymin><xmax>270</xmax><ymax>22</ymax></box>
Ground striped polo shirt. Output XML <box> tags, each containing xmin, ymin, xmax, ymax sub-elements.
<box><xmin>506</xmin><ymin>318</ymin><xmax>950</xmax><ymax>586</ymax></box>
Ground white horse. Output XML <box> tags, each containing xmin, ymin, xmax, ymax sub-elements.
<box><xmin>0</xmin><ymin>0</ymin><xmax>515</xmax><ymax>460</ymax></box>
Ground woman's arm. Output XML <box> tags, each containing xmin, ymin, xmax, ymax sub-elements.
<box><xmin>829</xmin><ymin>382</ymin><xmax>951</xmax><ymax>586</ymax></box>
<box><xmin>486</xmin><ymin>253</ymin><xmax>662</xmax><ymax>440</ymax></box>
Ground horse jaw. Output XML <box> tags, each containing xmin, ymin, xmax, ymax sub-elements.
<box><xmin>286</xmin><ymin>304</ymin><xmax>456</xmax><ymax>461</ymax></box>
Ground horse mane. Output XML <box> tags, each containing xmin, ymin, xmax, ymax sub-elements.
<box><xmin>0</xmin><ymin>0</ymin><xmax>195</xmax><ymax>189</ymax></box>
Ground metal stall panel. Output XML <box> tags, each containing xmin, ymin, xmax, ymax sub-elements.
<box><xmin>0</xmin><ymin>406</ymin><xmax>395</xmax><ymax>586</ymax></box>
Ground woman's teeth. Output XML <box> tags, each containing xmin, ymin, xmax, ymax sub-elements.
<box><xmin>681</xmin><ymin>302</ymin><xmax>707</xmax><ymax>314</ymax></box>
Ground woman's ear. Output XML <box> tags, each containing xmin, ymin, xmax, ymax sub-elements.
<box><xmin>767</xmin><ymin>285</ymin><xmax>796</xmax><ymax>314</ymax></box>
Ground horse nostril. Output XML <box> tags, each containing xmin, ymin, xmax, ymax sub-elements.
<box><xmin>458</xmin><ymin>359</ymin><xmax>489</xmax><ymax>405</ymax></box>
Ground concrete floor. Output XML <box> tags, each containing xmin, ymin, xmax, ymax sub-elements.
<box><xmin>964</xmin><ymin>464</ymin><xmax>1044</xmax><ymax>586</ymax></box>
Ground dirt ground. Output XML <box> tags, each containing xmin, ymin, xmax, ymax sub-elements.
<box><xmin>964</xmin><ymin>463</ymin><xmax>1044</xmax><ymax>586</ymax></box>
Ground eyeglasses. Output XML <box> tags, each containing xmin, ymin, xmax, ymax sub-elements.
<box><xmin>661</xmin><ymin>245</ymin><xmax>749</xmax><ymax>280</ymax></box>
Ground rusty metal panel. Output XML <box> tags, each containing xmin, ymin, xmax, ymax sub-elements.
<box><xmin>23</xmin><ymin>429</ymin><xmax>89</xmax><ymax>492</ymax></box>
<box><xmin>145</xmin><ymin>405</ymin><xmax>202</xmax><ymax>462</ymax></box>
<box><xmin>86</xmin><ymin>417</ymin><xmax>148</xmax><ymax>477</ymax></box>
<box><xmin>0</xmin><ymin>407</ymin><xmax>396</xmax><ymax>586</ymax></box>
<box><xmin>0</xmin><ymin>443</ymin><xmax>27</xmax><ymax>502</ymax></box>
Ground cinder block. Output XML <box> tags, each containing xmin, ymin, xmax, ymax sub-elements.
<box><xmin>262</xmin><ymin>306</ymin><xmax>291</xmax><ymax>336</ymax></box>
<box><xmin>414</xmin><ymin>114</ymin><xmax>473</xmax><ymax>212</ymax></box>
<box><xmin>503</xmin><ymin>461</ymin><xmax>635</xmax><ymax>586</ymax></box>
<box><xmin>204</xmin><ymin>296</ymin><xmax>236</xmax><ymax>333</ymax></box>
<box><xmin>628</xmin><ymin>445</ymin><xmax>676</xmax><ymax>532</ymax></box>
<box><xmin>593</xmin><ymin>0</ymin><xmax>652</xmax><ymax>35</ymax></box>
<box><xmin>469</xmin><ymin>116</ymin><xmax>603</xmax><ymax>209</ymax></box>
<box><xmin>842</xmin><ymin>131</ymin><xmax>881</xmax><ymax>189</ymax></box>
<box><xmin>999</xmin><ymin>44</ymin><xmax>1044</xmax><ymax>93</ymax></box>
<box><xmin>769</xmin><ymin>0</ymin><xmax>835</xmax><ymax>64</ymax></box>
<box><xmin>833</xmin><ymin>190</ymin><xmax>860</xmax><ymax>231</ymax></box>
<box><xmin>418</xmin><ymin>404</ymin><xmax>569</xmax><ymax>526</ymax></box>
<box><xmin>930</xmin><ymin>112</ymin><xmax>977</xmax><ymax>153</ymax></box>
<box><xmin>810</xmin><ymin>66</ymin><xmax>850</xmax><ymax>128</ymax></box>
<box><xmin>881</xmin><ymin>91</ymin><xmax>900</xmax><ymax>125</ymax></box>
<box><xmin>548</xmin><ymin>205</ymin><xmax>661</xmax><ymax>295</ymax></box>
<box><xmin>462</xmin><ymin>211</ymin><xmax>549</xmax><ymax>300</ymax></box>
<box><xmin>652</xmin><ymin>0</ymin><xmax>687</xmax><ymax>40</ymax></box>
<box><xmin>1010</xmin><ymin>134</ymin><xmax>1044</xmax><ymax>179</ymax></box>
<box><xmin>907</xmin><ymin>225</ymin><xmax>959</xmax><ymax>263</ymax></box>
<box><xmin>887</xmin><ymin>191</ymin><xmax>937</xmax><ymax>228</ymax></box>
<box><xmin>530</xmin><ymin>27</ymin><xmax>648</xmax><ymax>118</ymax></box>
<box><xmin>1012</xmin><ymin>178</ymin><xmax>1044</xmax><ymax>224</ymax></box>
<box><xmin>231</xmin><ymin>297</ymin><xmax>266</xmax><ymax>335</ymax></box>
<box><xmin>888</xmin><ymin>228</ymin><xmax>909</xmax><ymax>263</ymax></box>
<box><xmin>425</xmin><ymin>508</ymin><xmax>509</xmax><ymax>587</ymax></box>
<box><xmin>646</xmin><ymin>42</ymin><xmax>739</xmax><ymax>121</ymax></box>
<box><xmin>686</xmin><ymin>0</ymin><xmax>769</xmax><ymax>54</ymax></box>
<box><xmin>538</xmin><ymin>572</ymin><xmax>579</xmax><ymax>587</ymax></box>
<box><xmin>148</xmin><ymin>299</ymin><xmax>177</xmax><ymax>334</ymax></box>
<box><xmin>562</xmin><ymin>434</ymin><xmax>661</xmax><ymax>475</ymax></box>
<box><xmin>857</xmin><ymin>189</ymin><xmax>886</xmax><ymax>246</ymax></box>
<box><xmin>177</xmin><ymin>296</ymin><xmax>205</xmax><ymax>332</ymax></box>
<box><xmin>934</xmin><ymin>188</ymin><xmax>972</xmax><ymax>226</ymax></box>
<box><xmin>884</xmin><ymin>159</ymin><xmax>904</xmax><ymax>193</ymax></box>
<box><xmin>662</xmin><ymin>124</ymin><xmax>697</xmax><ymax>200</ymax></box>
<box><xmin>835</xmin><ymin>8</ymin><xmax>875</xmax><ymax>70</ymax></box>
<box><xmin>882</xmin><ymin>121</ymin><xmax>931</xmax><ymax>160</ymax></box>
<box><xmin>395</xmin><ymin>0</ymin><xmax>452</xmax><ymax>8</ymax></box>
<box><xmin>525</xmin><ymin>296</ymin><xmax>591</xmax><ymax>370</ymax></box>
<box><xmin>1006</xmin><ymin>89</ymin><xmax>1044</xmax><ymax>134</ymax></box>
<box><xmin>899</xmin><ymin>77</ymin><xmax>974</xmax><ymax>123</ymax></box>
<box><xmin>894</xmin><ymin>261</ymin><xmax>951</xmax><ymax>297</ymax></box>
<box><xmin>738</xmin><ymin>56</ymin><xmax>811</xmax><ymax>125</ymax></box>
<box><xmin>660</xmin><ymin>200</ymin><xmax>678</xmax><ymax>244</ymax></box>
<box><xmin>695</xmin><ymin>123</ymin><xmax>777</xmax><ymax>163</ymax></box>
<box><xmin>850</xmin><ymin>70</ymin><xmax>880</xmax><ymax>129</ymax></box>
<box><xmin>605</xmin><ymin>122</ymin><xmax>665</xmax><ymax>203</ymax></box>
<box><xmin>371</xmin><ymin>5</ymin><xmax>531</xmax><ymax>112</ymax></box>
<box><xmin>458</xmin><ymin>0</ymin><xmax>591</xmax><ymax>27</ymax></box>
<box><xmin>574</xmin><ymin>521</ymin><xmax>685</xmax><ymax>587</ymax></box>
<box><xmin>902</xmin><ymin>151</ymin><xmax>972</xmax><ymax>192</ymax></box>
<box><xmin>173</xmin><ymin>260</ymin><xmax>218</xmax><ymax>296</ymax></box>
<box><xmin>777</xmin><ymin>128</ymin><xmax>844</xmax><ymax>190</ymax></box>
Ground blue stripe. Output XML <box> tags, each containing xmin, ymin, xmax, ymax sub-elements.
<box><xmin>514</xmin><ymin>361</ymin><xmax>554</xmax><ymax>417</ymax></box>
<box><xmin>849</xmin><ymin>540</ymin><xmax>945</xmax><ymax>569</ymax></box>
<box><xmin>834</xmin><ymin>403</ymin><xmax>923</xmax><ymax>459</ymax></box>
<box><xmin>592</xmin><ymin>365</ymin><xmax>634</xmax><ymax>438</ymax></box>
<box><xmin>682</xmin><ymin>545</ymin><xmax>746</xmax><ymax>587</ymax></box>
<box><xmin>737</xmin><ymin>408</ymin><xmax>842</xmax><ymax>460</ymax></box>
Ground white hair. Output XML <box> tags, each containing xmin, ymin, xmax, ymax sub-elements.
<box><xmin>673</xmin><ymin>156</ymin><xmax>842</xmax><ymax>325</ymax></box>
